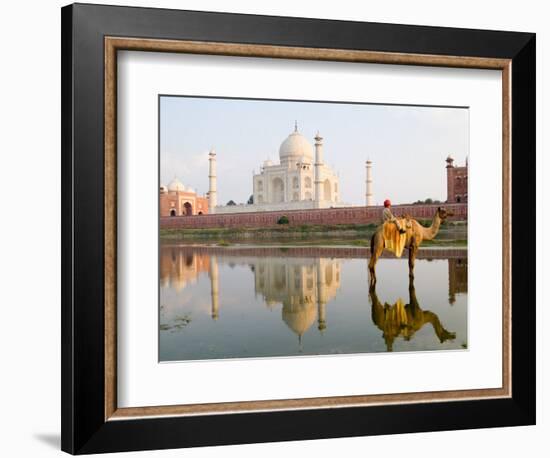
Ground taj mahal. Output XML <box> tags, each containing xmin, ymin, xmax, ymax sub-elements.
<box><xmin>211</xmin><ymin>122</ymin><xmax>348</xmax><ymax>214</ymax></box>
<box><xmin>160</xmin><ymin>122</ymin><xmax>376</xmax><ymax>216</ymax></box>
<box><xmin>231</xmin><ymin>122</ymin><xmax>344</xmax><ymax>213</ymax></box>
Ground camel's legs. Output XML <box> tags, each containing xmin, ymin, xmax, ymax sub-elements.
<box><xmin>408</xmin><ymin>242</ymin><xmax>418</xmax><ymax>280</ymax></box>
<box><xmin>369</xmin><ymin>231</ymin><xmax>384</xmax><ymax>285</ymax></box>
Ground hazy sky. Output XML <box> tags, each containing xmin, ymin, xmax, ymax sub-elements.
<box><xmin>160</xmin><ymin>96</ymin><xmax>468</xmax><ymax>206</ymax></box>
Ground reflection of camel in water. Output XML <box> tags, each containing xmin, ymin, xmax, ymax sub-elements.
<box><xmin>369</xmin><ymin>281</ymin><xmax>456</xmax><ymax>352</ymax></box>
<box><xmin>369</xmin><ymin>207</ymin><xmax>453</xmax><ymax>285</ymax></box>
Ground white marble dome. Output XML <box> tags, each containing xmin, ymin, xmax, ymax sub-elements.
<box><xmin>160</xmin><ymin>185</ymin><xmax>168</xmax><ymax>194</ymax></box>
<box><xmin>279</xmin><ymin>128</ymin><xmax>313</xmax><ymax>162</ymax></box>
<box><xmin>168</xmin><ymin>177</ymin><xmax>186</xmax><ymax>192</ymax></box>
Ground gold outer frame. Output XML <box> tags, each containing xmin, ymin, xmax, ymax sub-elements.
<box><xmin>104</xmin><ymin>37</ymin><xmax>511</xmax><ymax>421</ymax></box>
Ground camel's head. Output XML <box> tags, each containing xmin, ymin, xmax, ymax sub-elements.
<box><xmin>437</xmin><ymin>207</ymin><xmax>454</xmax><ymax>221</ymax></box>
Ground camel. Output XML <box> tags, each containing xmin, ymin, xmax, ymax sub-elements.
<box><xmin>369</xmin><ymin>280</ymin><xmax>456</xmax><ymax>351</ymax></box>
<box><xmin>368</xmin><ymin>207</ymin><xmax>453</xmax><ymax>285</ymax></box>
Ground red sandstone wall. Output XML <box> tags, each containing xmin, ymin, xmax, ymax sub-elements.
<box><xmin>160</xmin><ymin>203</ymin><xmax>467</xmax><ymax>230</ymax></box>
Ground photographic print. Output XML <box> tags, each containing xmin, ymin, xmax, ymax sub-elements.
<box><xmin>62</xmin><ymin>7</ymin><xmax>534</xmax><ymax>451</ymax></box>
<box><xmin>159</xmin><ymin>96</ymin><xmax>468</xmax><ymax>362</ymax></box>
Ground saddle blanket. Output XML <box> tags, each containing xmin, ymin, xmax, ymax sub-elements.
<box><xmin>382</xmin><ymin>219</ymin><xmax>409</xmax><ymax>257</ymax></box>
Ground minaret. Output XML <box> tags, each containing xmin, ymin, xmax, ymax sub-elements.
<box><xmin>314</xmin><ymin>132</ymin><xmax>324</xmax><ymax>206</ymax></box>
<box><xmin>208</xmin><ymin>149</ymin><xmax>217</xmax><ymax>213</ymax></box>
<box><xmin>446</xmin><ymin>155</ymin><xmax>455</xmax><ymax>203</ymax></box>
<box><xmin>209</xmin><ymin>255</ymin><xmax>219</xmax><ymax>320</ymax></box>
<box><xmin>366</xmin><ymin>159</ymin><xmax>374</xmax><ymax>206</ymax></box>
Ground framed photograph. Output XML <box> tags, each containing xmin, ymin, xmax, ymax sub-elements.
<box><xmin>61</xmin><ymin>3</ymin><xmax>536</xmax><ymax>454</ymax></box>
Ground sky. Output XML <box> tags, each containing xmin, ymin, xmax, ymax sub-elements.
<box><xmin>160</xmin><ymin>96</ymin><xmax>468</xmax><ymax>206</ymax></box>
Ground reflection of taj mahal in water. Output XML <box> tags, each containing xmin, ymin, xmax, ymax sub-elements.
<box><xmin>252</xmin><ymin>257</ymin><xmax>341</xmax><ymax>340</ymax></box>
<box><xmin>160</xmin><ymin>246</ymin><xmax>467</xmax><ymax>350</ymax></box>
<box><xmin>160</xmin><ymin>245</ymin><xmax>342</xmax><ymax>342</ymax></box>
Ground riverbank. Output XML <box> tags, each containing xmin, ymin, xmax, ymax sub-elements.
<box><xmin>179</xmin><ymin>238</ymin><xmax>468</xmax><ymax>248</ymax></box>
<box><xmin>160</xmin><ymin>221</ymin><xmax>467</xmax><ymax>248</ymax></box>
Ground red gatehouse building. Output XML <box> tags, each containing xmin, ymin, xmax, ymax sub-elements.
<box><xmin>160</xmin><ymin>177</ymin><xmax>209</xmax><ymax>217</ymax></box>
<box><xmin>446</xmin><ymin>155</ymin><xmax>468</xmax><ymax>203</ymax></box>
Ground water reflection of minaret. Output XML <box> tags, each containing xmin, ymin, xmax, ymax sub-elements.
<box><xmin>209</xmin><ymin>255</ymin><xmax>220</xmax><ymax>320</ymax></box>
<box><xmin>316</xmin><ymin>260</ymin><xmax>327</xmax><ymax>332</ymax></box>
<box><xmin>448</xmin><ymin>258</ymin><xmax>468</xmax><ymax>305</ymax></box>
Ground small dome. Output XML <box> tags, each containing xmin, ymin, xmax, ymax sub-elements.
<box><xmin>160</xmin><ymin>185</ymin><xmax>168</xmax><ymax>194</ymax></box>
<box><xmin>186</xmin><ymin>187</ymin><xmax>196</xmax><ymax>194</ymax></box>
<box><xmin>168</xmin><ymin>177</ymin><xmax>186</xmax><ymax>192</ymax></box>
<box><xmin>279</xmin><ymin>126</ymin><xmax>313</xmax><ymax>162</ymax></box>
<box><xmin>263</xmin><ymin>159</ymin><xmax>274</xmax><ymax>167</ymax></box>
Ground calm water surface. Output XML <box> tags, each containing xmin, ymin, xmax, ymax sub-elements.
<box><xmin>159</xmin><ymin>244</ymin><xmax>468</xmax><ymax>361</ymax></box>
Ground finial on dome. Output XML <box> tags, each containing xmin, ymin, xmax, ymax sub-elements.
<box><xmin>294</xmin><ymin>120</ymin><xmax>298</xmax><ymax>132</ymax></box>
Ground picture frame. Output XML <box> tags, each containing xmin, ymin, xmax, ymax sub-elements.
<box><xmin>61</xmin><ymin>3</ymin><xmax>535</xmax><ymax>454</ymax></box>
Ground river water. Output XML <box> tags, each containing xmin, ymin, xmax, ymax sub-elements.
<box><xmin>159</xmin><ymin>244</ymin><xmax>468</xmax><ymax>361</ymax></box>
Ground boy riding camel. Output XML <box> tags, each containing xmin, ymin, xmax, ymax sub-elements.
<box><xmin>382</xmin><ymin>199</ymin><xmax>406</xmax><ymax>234</ymax></box>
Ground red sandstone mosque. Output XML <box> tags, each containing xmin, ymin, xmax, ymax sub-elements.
<box><xmin>160</xmin><ymin>177</ymin><xmax>209</xmax><ymax>217</ymax></box>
